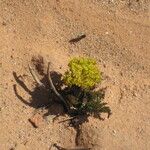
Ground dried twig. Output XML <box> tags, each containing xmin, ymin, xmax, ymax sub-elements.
<box><xmin>28</xmin><ymin>64</ymin><xmax>45</xmax><ymax>88</ymax></box>
<box><xmin>69</xmin><ymin>34</ymin><xmax>86</xmax><ymax>44</ymax></box>
<box><xmin>53</xmin><ymin>143</ymin><xmax>91</xmax><ymax>150</ymax></box>
<box><xmin>58</xmin><ymin>117</ymin><xmax>75</xmax><ymax>123</ymax></box>
<box><xmin>47</xmin><ymin>62</ymin><xmax>70</xmax><ymax>112</ymax></box>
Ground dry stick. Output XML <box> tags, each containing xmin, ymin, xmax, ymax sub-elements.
<box><xmin>53</xmin><ymin>143</ymin><xmax>91</xmax><ymax>150</ymax></box>
<box><xmin>58</xmin><ymin>116</ymin><xmax>76</xmax><ymax>123</ymax></box>
<box><xmin>58</xmin><ymin>115</ymin><xmax>81</xmax><ymax>124</ymax></box>
<box><xmin>47</xmin><ymin>62</ymin><xmax>70</xmax><ymax>112</ymax></box>
<box><xmin>28</xmin><ymin>64</ymin><xmax>45</xmax><ymax>88</ymax></box>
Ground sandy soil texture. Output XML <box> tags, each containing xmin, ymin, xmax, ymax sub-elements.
<box><xmin>0</xmin><ymin>0</ymin><xmax>150</xmax><ymax>150</ymax></box>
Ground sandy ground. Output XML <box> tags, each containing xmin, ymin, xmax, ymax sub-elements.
<box><xmin>0</xmin><ymin>0</ymin><xmax>150</xmax><ymax>150</ymax></box>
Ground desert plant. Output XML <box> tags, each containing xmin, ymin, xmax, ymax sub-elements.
<box><xmin>28</xmin><ymin>57</ymin><xmax>111</xmax><ymax>125</ymax></box>
<box><xmin>62</xmin><ymin>57</ymin><xmax>111</xmax><ymax>118</ymax></box>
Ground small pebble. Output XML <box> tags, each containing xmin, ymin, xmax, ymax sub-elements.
<box><xmin>2</xmin><ymin>22</ymin><xmax>6</xmax><ymax>26</ymax></box>
<box><xmin>112</xmin><ymin>130</ymin><xmax>117</xmax><ymax>135</ymax></box>
<box><xmin>45</xmin><ymin>115</ymin><xmax>55</xmax><ymax>123</ymax></box>
<box><xmin>29</xmin><ymin>113</ymin><xmax>45</xmax><ymax>128</ymax></box>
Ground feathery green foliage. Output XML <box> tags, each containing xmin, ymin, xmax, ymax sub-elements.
<box><xmin>79</xmin><ymin>91</ymin><xmax>111</xmax><ymax>117</ymax></box>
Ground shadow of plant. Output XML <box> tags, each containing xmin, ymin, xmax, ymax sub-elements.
<box><xmin>13</xmin><ymin>71</ymin><xmax>65</xmax><ymax>117</ymax></box>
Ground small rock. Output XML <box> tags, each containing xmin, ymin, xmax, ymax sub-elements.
<box><xmin>100</xmin><ymin>113</ymin><xmax>108</xmax><ymax>120</ymax></box>
<box><xmin>112</xmin><ymin>130</ymin><xmax>117</xmax><ymax>135</ymax></box>
<box><xmin>132</xmin><ymin>91</ymin><xmax>138</xmax><ymax>97</ymax></box>
<box><xmin>103</xmin><ymin>64</ymin><xmax>106</xmax><ymax>68</ymax></box>
<box><xmin>29</xmin><ymin>113</ymin><xmax>45</xmax><ymax>128</ymax></box>
<box><xmin>2</xmin><ymin>22</ymin><xmax>6</xmax><ymax>26</ymax></box>
<box><xmin>45</xmin><ymin>115</ymin><xmax>55</xmax><ymax>123</ymax></box>
<box><xmin>120</xmin><ymin>72</ymin><xmax>123</xmax><ymax>76</ymax></box>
